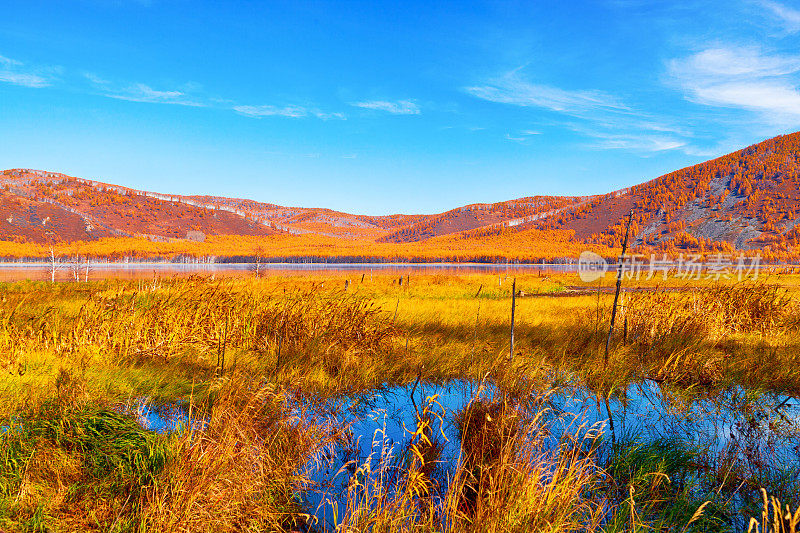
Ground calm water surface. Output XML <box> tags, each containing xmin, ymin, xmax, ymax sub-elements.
<box><xmin>135</xmin><ymin>379</ymin><xmax>800</xmax><ymax>529</ymax></box>
<box><xmin>0</xmin><ymin>262</ymin><xmax>578</xmax><ymax>282</ymax></box>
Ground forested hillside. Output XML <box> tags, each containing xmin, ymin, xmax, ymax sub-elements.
<box><xmin>4</xmin><ymin>131</ymin><xmax>800</xmax><ymax>260</ymax></box>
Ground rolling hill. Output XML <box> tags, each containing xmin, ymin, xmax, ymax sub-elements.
<box><xmin>536</xmin><ymin>131</ymin><xmax>800</xmax><ymax>254</ymax></box>
<box><xmin>4</xmin><ymin>131</ymin><xmax>800</xmax><ymax>260</ymax></box>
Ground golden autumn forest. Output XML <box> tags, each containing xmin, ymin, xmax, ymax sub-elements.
<box><xmin>3</xmin><ymin>131</ymin><xmax>800</xmax><ymax>263</ymax></box>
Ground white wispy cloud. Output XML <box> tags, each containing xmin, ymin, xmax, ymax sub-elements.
<box><xmin>233</xmin><ymin>104</ymin><xmax>308</xmax><ymax>118</ymax></box>
<box><xmin>83</xmin><ymin>72</ymin><xmax>110</xmax><ymax>86</ymax></box>
<box><xmin>693</xmin><ymin>81</ymin><xmax>800</xmax><ymax>115</ymax></box>
<box><xmin>84</xmin><ymin>72</ymin><xmax>347</xmax><ymax>119</ymax></box>
<box><xmin>681</xmin><ymin>143</ymin><xmax>731</xmax><ymax>158</ymax></box>
<box><xmin>466</xmin><ymin>70</ymin><xmax>628</xmax><ymax>115</ymax></box>
<box><xmin>350</xmin><ymin>99</ymin><xmax>421</xmax><ymax>114</ymax></box>
<box><xmin>671</xmin><ymin>46</ymin><xmax>800</xmax><ymax>79</ymax></box>
<box><xmin>0</xmin><ymin>71</ymin><xmax>49</xmax><ymax>88</ymax></box>
<box><xmin>669</xmin><ymin>45</ymin><xmax>800</xmax><ymax>124</ymax></box>
<box><xmin>563</xmin><ymin>120</ymin><xmax>688</xmax><ymax>152</ymax></box>
<box><xmin>233</xmin><ymin>104</ymin><xmax>346</xmax><ymax>120</ymax></box>
<box><xmin>468</xmin><ymin>68</ymin><xmax>689</xmax><ymax>153</ymax></box>
<box><xmin>0</xmin><ymin>54</ymin><xmax>52</xmax><ymax>88</ymax></box>
<box><xmin>590</xmin><ymin>133</ymin><xmax>686</xmax><ymax>152</ymax></box>
<box><xmin>0</xmin><ymin>55</ymin><xmax>21</xmax><ymax>67</ymax></box>
<box><xmin>313</xmin><ymin>110</ymin><xmax>347</xmax><ymax>120</ymax></box>
<box><xmin>101</xmin><ymin>83</ymin><xmax>205</xmax><ymax>106</ymax></box>
<box><xmin>504</xmin><ymin>130</ymin><xmax>542</xmax><ymax>143</ymax></box>
<box><xmin>757</xmin><ymin>0</ymin><xmax>800</xmax><ymax>33</ymax></box>
<box><xmin>5</xmin><ymin>55</ymin><xmax>354</xmax><ymax>126</ymax></box>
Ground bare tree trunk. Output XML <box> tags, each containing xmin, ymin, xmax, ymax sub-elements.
<box><xmin>605</xmin><ymin>210</ymin><xmax>634</xmax><ymax>365</ymax></box>
<box><xmin>49</xmin><ymin>247</ymin><xmax>56</xmax><ymax>283</ymax></box>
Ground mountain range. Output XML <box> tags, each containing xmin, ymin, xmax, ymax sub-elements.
<box><xmin>4</xmin><ymin>131</ymin><xmax>800</xmax><ymax>258</ymax></box>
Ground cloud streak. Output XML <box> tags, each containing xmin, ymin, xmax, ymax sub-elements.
<box><xmin>103</xmin><ymin>83</ymin><xmax>205</xmax><ymax>106</ymax></box>
<box><xmin>467</xmin><ymin>68</ymin><xmax>689</xmax><ymax>154</ymax></box>
<box><xmin>83</xmin><ymin>74</ymin><xmax>345</xmax><ymax>119</ymax></box>
<box><xmin>504</xmin><ymin>130</ymin><xmax>541</xmax><ymax>143</ymax></box>
<box><xmin>233</xmin><ymin>104</ymin><xmax>345</xmax><ymax>120</ymax></box>
<box><xmin>0</xmin><ymin>54</ymin><xmax>52</xmax><ymax>88</ymax></box>
<box><xmin>757</xmin><ymin>0</ymin><xmax>800</xmax><ymax>34</ymax></box>
<box><xmin>1</xmin><ymin>53</ymin><xmax>403</xmax><ymax>124</ymax></box>
<box><xmin>466</xmin><ymin>71</ymin><xmax>628</xmax><ymax>115</ymax></box>
<box><xmin>233</xmin><ymin>104</ymin><xmax>308</xmax><ymax>118</ymax></box>
<box><xmin>669</xmin><ymin>45</ymin><xmax>800</xmax><ymax>125</ymax></box>
<box><xmin>350</xmin><ymin>99</ymin><xmax>420</xmax><ymax>114</ymax></box>
<box><xmin>588</xmin><ymin>133</ymin><xmax>686</xmax><ymax>152</ymax></box>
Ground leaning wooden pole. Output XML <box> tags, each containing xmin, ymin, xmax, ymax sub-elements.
<box><xmin>509</xmin><ymin>277</ymin><xmax>516</xmax><ymax>360</ymax></box>
<box><xmin>604</xmin><ymin>210</ymin><xmax>634</xmax><ymax>366</ymax></box>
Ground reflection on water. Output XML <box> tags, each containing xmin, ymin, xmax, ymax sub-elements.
<box><xmin>130</xmin><ymin>378</ymin><xmax>800</xmax><ymax>529</ymax></box>
<box><xmin>299</xmin><ymin>380</ymin><xmax>800</xmax><ymax>530</ymax></box>
<box><xmin>122</xmin><ymin>397</ymin><xmax>194</xmax><ymax>433</ymax></box>
<box><xmin>303</xmin><ymin>381</ymin><xmax>488</xmax><ymax>526</ymax></box>
<box><xmin>0</xmin><ymin>261</ymin><xmax>577</xmax><ymax>282</ymax></box>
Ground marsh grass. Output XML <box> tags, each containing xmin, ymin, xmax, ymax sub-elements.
<box><xmin>0</xmin><ymin>383</ymin><xmax>171</xmax><ymax>531</ymax></box>
<box><xmin>627</xmin><ymin>282</ymin><xmax>798</xmax><ymax>344</ymax></box>
<box><xmin>625</xmin><ymin>281</ymin><xmax>800</xmax><ymax>391</ymax></box>
<box><xmin>0</xmin><ymin>373</ymin><xmax>345</xmax><ymax>532</ymax></box>
<box><xmin>0</xmin><ymin>276</ymin><xmax>402</xmax><ymax>414</ymax></box>
<box><xmin>336</xmin><ymin>391</ymin><xmax>608</xmax><ymax>533</ymax></box>
<box><xmin>600</xmin><ymin>436</ymin><xmax>726</xmax><ymax>532</ymax></box>
<box><xmin>447</xmin><ymin>397</ymin><xmax>606</xmax><ymax>533</ymax></box>
<box><xmin>140</xmin><ymin>376</ymin><xmax>344</xmax><ymax>532</ymax></box>
<box><xmin>748</xmin><ymin>489</ymin><xmax>800</xmax><ymax>533</ymax></box>
<box><xmin>0</xmin><ymin>272</ymin><xmax>798</xmax><ymax>531</ymax></box>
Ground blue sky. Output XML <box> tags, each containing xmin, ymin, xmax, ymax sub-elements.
<box><xmin>1</xmin><ymin>0</ymin><xmax>800</xmax><ymax>215</ymax></box>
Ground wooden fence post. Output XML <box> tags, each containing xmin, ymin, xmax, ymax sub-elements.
<box><xmin>510</xmin><ymin>277</ymin><xmax>516</xmax><ymax>360</ymax></box>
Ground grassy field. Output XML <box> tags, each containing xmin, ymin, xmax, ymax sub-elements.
<box><xmin>1</xmin><ymin>270</ymin><xmax>799</xmax><ymax>531</ymax></box>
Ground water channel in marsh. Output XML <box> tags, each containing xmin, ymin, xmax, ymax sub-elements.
<box><xmin>136</xmin><ymin>378</ymin><xmax>800</xmax><ymax>530</ymax></box>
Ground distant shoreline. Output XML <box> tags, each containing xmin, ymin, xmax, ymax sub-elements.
<box><xmin>0</xmin><ymin>260</ymin><xmax>794</xmax><ymax>268</ymax></box>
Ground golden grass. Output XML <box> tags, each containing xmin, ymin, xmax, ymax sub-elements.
<box><xmin>1</xmin><ymin>271</ymin><xmax>799</xmax><ymax>531</ymax></box>
<box><xmin>337</xmin><ymin>392</ymin><xmax>606</xmax><ymax>533</ymax></box>
<box><xmin>749</xmin><ymin>489</ymin><xmax>800</xmax><ymax>533</ymax></box>
<box><xmin>140</xmin><ymin>376</ymin><xmax>344</xmax><ymax>532</ymax></box>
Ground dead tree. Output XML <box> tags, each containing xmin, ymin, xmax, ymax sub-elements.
<box><xmin>48</xmin><ymin>246</ymin><xmax>59</xmax><ymax>283</ymax></box>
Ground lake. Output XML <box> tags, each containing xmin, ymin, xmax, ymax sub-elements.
<box><xmin>0</xmin><ymin>261</ymin><xmax>578</xmax><ymax>282</ymax></box>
